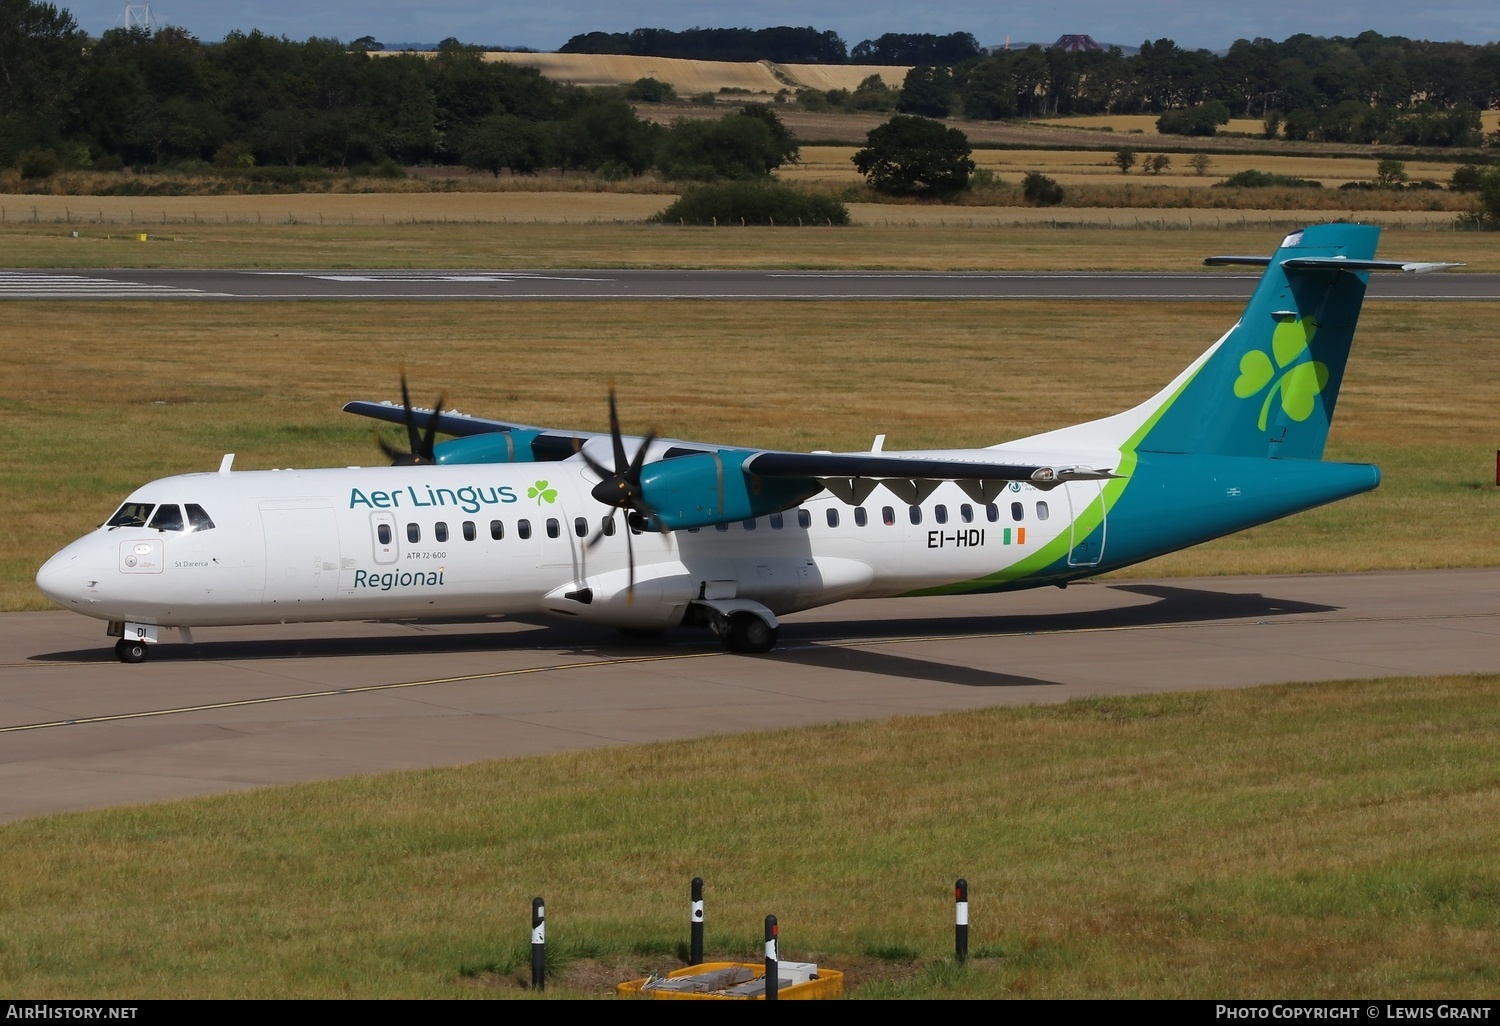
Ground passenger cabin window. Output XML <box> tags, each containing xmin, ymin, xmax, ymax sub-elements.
<box><xmin>769</xmin><ymin>512</ymin><xmax>784</xmax><ymax>530</ymax></box>
<box><xmin>854</xmin><ymin>507</ymin><xmax>868</xmax><ymax>527</ymax></box>
<box><xmin>517</xmin><ymin>519</ymin><xmax>532</xmax><ymax>540</ymax></box>
<box><xmin>934</xmin><ymin>504</ymin><xmax>948</xmax><ymax>525</ymax></box>
<box><xmin>106</xmin><ymin>502</ymin><xmax>154</xmax><ymax>528</ymax></box>
<box><xmin>185</xmin><ymin>504</ymin><xmax>215</xmax><ymax>532</ymax></box>
<box><xmin>1036</xmin><ymin>501</ymin><xmax>1050</xmax><ymax>521</ymax></box>
<box><xmin>882</xmin><ymin>506</ymin><xmax>895</xmax><ymax>526</ymax></box>
<box><xmin>826</xmin><ymin>508</ymin><xmax>839</xmax><ymax>528</ymax></box>
<box><xmin>797</xmin><ymin>509</ymin><xmax>811</xmax><ymax>529</ymax></box>
<box><xmin>575</xmin><ymin>517</ymin><xmax>588</xmax><ymax>538</ymax></box>
<box><xmin>463</xmin><ymin>521</ymin><xmax>476</xmax><ymax>542</ymax></box>
<box><xmin>490</xmin><ymin>520</ymin><xmax>504</xmax><ymax>540</ymax></box>
<box><xmin>407</xmin><ymin>523</ymin><xmax>421</xmax><ymax>543</ymax></box>
<box><xmin>716</xmin><ymin>522</ymin><xmax>730</xmax><ymax>532</ymax></box>
<box><xmin>742</xmin><ymin>518</ymin><xmax>757</xmax><ymax>531</ymax></box>
<box><xmin>986</xmin><ymin>503</ymin><xmax>999</xmax><ymax>523</ymax></box>
<box><xmin>602</xmin><ymin>517</ymin><xmax>616</xmax><ymax>537</ymax></box>
<box><xmin>909</xmin><ymin>506</ymin><xmax>922</xmax><ymax>525</ymax></box>
<box><xmin>546</xmin><ymin>518</ymin><xmax>560</xmax><ymax>539</ymax></box>
<box><xmin>149</xmin><ymin>504</ymin><xmax>184</xmax><ymax>532</ymax></box>
<box><xmin>435</xmin><ymin>522</ymin><xmax>449</xmax><ymax>543</ymax></box>
<box><xmin>960</xmin><ymin>504</ymin><xmax>974</xmax><ymax>524</ymax></box>
<box><xmin>1011</xmin><ymin>502</ymin><xmax>1024</xmax><ymax>522</ymax></box>
<box><xmin>378</xmin><ymin>524</ymin><xmax>392</xmax><ymax>545</ymax></box>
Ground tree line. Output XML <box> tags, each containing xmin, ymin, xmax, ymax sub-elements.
<box><xmin>940</xmin><ymin>34</ymin><xmax>1499</xmax><ymax>146</ymax></box>
<box><xmin>558</xmin><ymin>27</ymin><xmax>979</xmax><ymax>66</ymax></box>
<box><xmin>0</xmin><ymin>3</ymin><xmax>802</xmax><ymax>177</ymax></box>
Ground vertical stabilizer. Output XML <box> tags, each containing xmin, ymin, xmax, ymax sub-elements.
<box><xmin>1139</xmin><ymin>223</ymin><xmax>1379</xmax><ymax>460</ymax></box>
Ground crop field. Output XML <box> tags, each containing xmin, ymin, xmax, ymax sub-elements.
<box><xmin>791</xmin><ymin>145</ymin><xmax>1470</xmax><ymax>190</ymax></box>
<box><xmin>4</xmin><ymin>297</ymin><xmax>1497</xmax><ymax>611</ymax></box>
<box><xmin>485</xmin><ymin>52</ymin><xmax>909</xmax><ymax>96</ymax></box>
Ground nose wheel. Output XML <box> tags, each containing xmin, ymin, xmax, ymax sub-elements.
<box><xmin>114</xmin><ymin>639</ymin><xmax>148</xmax><ymax>664</ymax></box>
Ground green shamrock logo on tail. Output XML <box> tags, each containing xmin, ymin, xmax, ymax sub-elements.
<box><xmin>528</xmin><ymin>480</ymin><xmax>558</xmax><ymax>504</ymax></box>
<box><xmin>1233</xmin><ymin>316</ymin><xmax>1329</xmax><ymax>430</ymax></box>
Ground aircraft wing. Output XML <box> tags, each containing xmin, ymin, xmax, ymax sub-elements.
<box><xmin>741</xmin><ymin>450</ymin><xmax>1116</xmax><ymax>504</ymax></box>
<box><xmin>342</xmin><ymin>399</ymin><xmax>614</xmax><ymax>460</ymax></box>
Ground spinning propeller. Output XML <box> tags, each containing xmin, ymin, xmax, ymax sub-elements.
<box><xmin>377</xmin><ymin>373</ymin><xmax>446</xmax><ymax>466</ymax></box>
<box><xmin>578</xmin><ymin>386</ymin><xmax>664</xmax><ymax>600</ymax></box>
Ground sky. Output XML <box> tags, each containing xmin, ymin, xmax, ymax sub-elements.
<box><xmin>75</xmin><ymin>1</ymin><xmax>1500</xmax><ymax>51</ymax></box>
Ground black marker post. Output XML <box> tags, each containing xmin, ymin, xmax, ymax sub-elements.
<box><xmin>690</xmin><ymin>876</ymin><xmax>704</xmax><ymax>966</ymax></box>
<box><xmin>955</xmin><ymin>879</ymin><xmax>969</xmax><ymax>964</ymax></box>
<box><xmin>531</xmin><ymin>896</ymin><xmax>546</xmax><ymax>991</ymax></box>
<box><xmin>764</xmin><ymin>914</ymin><xmax>779</xmax><ymax>1001</ymax></box>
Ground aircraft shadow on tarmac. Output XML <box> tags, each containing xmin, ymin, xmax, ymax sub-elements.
<box><xmin>764</xmin><ymin>583</ymin><xmax>1340</xmax><ymax>688</ymax></box>
<box><xmin>30</xmin><ymin>582</ymin><xmax>1337</xmax><ymax>669</ymax></box>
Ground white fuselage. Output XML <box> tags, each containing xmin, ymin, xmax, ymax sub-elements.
<box><xmin>36</xmin><ymin>455</ymin><xmax>1104</xmax><ymax>634</ymax></box>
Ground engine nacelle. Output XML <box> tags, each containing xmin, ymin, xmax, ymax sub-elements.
<box><xmin>640</xmin><ymin>450</ymin><xmax>822</xmax><ymax>531</ymax></box>
<box><xmin>434</xmin><ymin>430</ymin><xmax>544</xmax><ymax>464</ymax></box>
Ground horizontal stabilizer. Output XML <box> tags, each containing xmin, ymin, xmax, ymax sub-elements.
<box><xmin>1205</xmin><ymin>255</ymin><xmax>1462</xmax><ymax>274</ymax></box>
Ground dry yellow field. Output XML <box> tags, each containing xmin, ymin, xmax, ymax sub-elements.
<box><xmin>0</xmin><ymin>191</ymin><xmax>673</xmax><ymax>226</ymax></box>
<box><xmin>1035</xmin><ymin>114</ymin><xmax>1268</xmax><ymax>136</ymax></box>
<box><xmin>486</xmin><ymin>52</ymin><xmax>908</xmax><ymax>97</ymax></box>
<box><xmin>790</xmin><ymin>145</ymin><xmax>1464</xmax><ymax>190</ymax></box>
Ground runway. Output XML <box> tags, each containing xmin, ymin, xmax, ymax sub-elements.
<box><xmin>0</xmin><ymin>267</ymin><xmax>1497</xmax><ymax>301</ymax></box>
<box><xmin>3</xmin><ymin>568</ymin><xmax>1498</xmax><ymax>823</ymax></box>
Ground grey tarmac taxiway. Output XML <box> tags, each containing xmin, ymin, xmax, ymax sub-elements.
<box><xmin>3</xmin><ymin>568</ymin><xmax>1498</xmax><ymax>823</ymax></box>
<box><xmin>1</xmin><ymin>267</ymin><xmax>1497</xmax><ymax>301</ymax></box>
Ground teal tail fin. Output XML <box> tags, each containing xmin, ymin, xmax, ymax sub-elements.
<box><xmin>1139</xmin><ymin>223</ymin><xmax>1379</xmax><ymax>460</ymax></box>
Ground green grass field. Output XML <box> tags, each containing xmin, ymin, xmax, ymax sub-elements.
<box><xmin>4</xmin><ymin>216</ymin><xmax>1500</xmax><ymax>270</ymax></box>
<box><xmin>3</xmin><ymin>674</ymin><xmax>1498</xmax><ymax>998</ymax></box>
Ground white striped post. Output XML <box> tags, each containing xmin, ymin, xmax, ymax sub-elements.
<box><xmin>531</xmin><ymin>896</ymin><xmax>546</xmax><ymax>991</ymax></box>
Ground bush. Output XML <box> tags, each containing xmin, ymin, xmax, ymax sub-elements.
<box><xmin>627</xmin><ymin>77</ymin><xmax>677</xmax><ymax>102</ymax></box>
<box><xmin>1450</xmin><ymin>165</ymin><xmax>1486</xmax><ymax>191</ymax></box>
<box><xmin>18</xmin><ymin>147</ymin><xmax>59</xmax><ymax>179</ymax></box>
<box><xmin>652</xmin><ymin>181</ymin><xmax>849</xmax><ymax>226</ymax></box>
<box><xmin>1216</xmin><ymin>169</ymin><xmax>1323</xmax><ymax>189</ymax></box>
<box><xmin>1157</xmin><ymin>101</ymin><xmax>1231</xmax><ymax>137</ymax></box>
<box><xmin>1021</xmin><ymin>171</ymin><xmax>1063</xmax><ymax>206</ymax></box>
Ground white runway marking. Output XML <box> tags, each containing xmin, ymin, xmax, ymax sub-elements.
<box><xmin>0</xmin><ymin>271</ymin><xmax>224</xmax><ymax>299</ymax></box>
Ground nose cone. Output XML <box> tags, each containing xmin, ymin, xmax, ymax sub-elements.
<box><xmin>36</xmin><ymin>537</ymin><xmax>107</xmax><ymax>611</ymax></box>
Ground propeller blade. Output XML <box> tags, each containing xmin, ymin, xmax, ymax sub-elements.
<box><xmin>400</xmin><ymin>373</ymin><xmax>421</xmax><ymax>457</ymax></box>
<box><xmin>419</xmin><ymin>390</ymin><xmax>447</xmax><ymax>462</ymax></box>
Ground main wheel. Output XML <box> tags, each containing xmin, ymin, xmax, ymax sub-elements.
<box><xmin>115</xmin><ymin>638</ymin><xmax>148</xmax><ymax>664</ymax></box>
<box><xmin>726</xmin><ymin>613</ymin><xmax>778</xmax><ymax>654</ymax></box>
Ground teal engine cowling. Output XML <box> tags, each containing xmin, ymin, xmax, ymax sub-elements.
<box><xmin>434</xmin><ymin>430</ymin><xmax>545</xmax><ymax>464</ymax></box>
<box><xmin>639</xmin><ymin>450</ymin><xmax>822</xmax><ymax>531</ymax></box>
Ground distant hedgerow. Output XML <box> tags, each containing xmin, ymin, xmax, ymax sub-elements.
<box><xmin>653</xmin><ymin>181</ymin><xmax>850</xmax><ymax>226</ymax></box>
<box><xmin>1216</xmin><ymin>169</ymin><xmax>1323</xmax><ymax>189</ymax></box>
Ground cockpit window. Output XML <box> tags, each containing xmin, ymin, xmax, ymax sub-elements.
<box><xmin>185</xmin><ymin>504</ymin><xmax>215</xmax><ymax>532</ymax></box>
<box><xmin>148</xmin><ymin>504</ymin><xmax>185</xmax><ymax>532</ymax></box>
<box><xmin>106</xmin><ymin>502</ymin><xmax>154</xmax><ymax>528</ymax></box>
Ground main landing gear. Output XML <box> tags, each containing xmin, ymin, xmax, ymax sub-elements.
<box><xmin>114</xmin><ymin>638</ymin><xmax>148</xmax><ymax>663</ymax></box>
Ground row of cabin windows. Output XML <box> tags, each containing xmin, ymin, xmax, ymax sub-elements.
<box><xmin>375</xmin><ymin>500</ymin><xmax>1051</xmax><ymax>545</ymax></box>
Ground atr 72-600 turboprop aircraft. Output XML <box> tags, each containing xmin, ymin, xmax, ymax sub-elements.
<box><xmin>37</xmin><ymin>225</ymin><xmax>1456</xmax><ymax>662</ymax></box>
